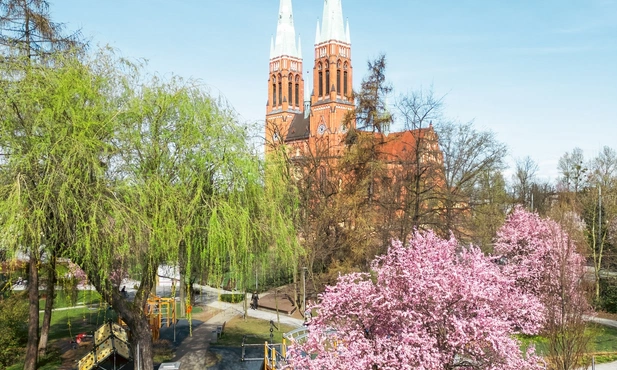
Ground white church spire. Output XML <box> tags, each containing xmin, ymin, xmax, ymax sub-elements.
<box><xmin>319</xmin><ymin>0</ymin><xmax>347</xmax><ymax>44</ymax></box>
<box><xmin>270</xmin><ymin>36</ymin><xmax>275</xmax><ymax>59</ymax></box>
<box><xmin>272</xmin><ymin>0</ymin><xmax>300</xmax><ymax>59</ymax></box>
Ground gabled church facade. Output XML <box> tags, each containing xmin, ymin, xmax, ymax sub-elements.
<box><xmin>265</xmin><ymin>0</ymin><xmax>441</xmax><ymax>170</ymax></box>
<box><xmin>265</xmin><ymin>0</ymin><xmax>355</xmax><ymax>159</ymax></box>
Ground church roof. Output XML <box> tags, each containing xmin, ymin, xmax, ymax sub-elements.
<box><xmin>316</xmin><ymin>0</ymin><xmax>350</xmax><ymax>44</ymax></box>
<box><xmin>286</xmin><ymin>113</ymin><xmax>311</xmax><ymax>142</ymax></box>
<box><xmin>271</xmin><ymin>0</ymin><xmax>301</xmax><ymax>59</ymax></box>
<box><xmin>373</xmin><ymin>127</ymin><xmax>438</xmax><ymax>163</ymax></box>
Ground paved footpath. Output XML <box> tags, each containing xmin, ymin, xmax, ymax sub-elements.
<box><xmin>167</xmin><ymin>291</ymin><xmax>303</xmax><ymax>370</ymax></box>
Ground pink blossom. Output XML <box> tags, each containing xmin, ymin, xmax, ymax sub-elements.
<box><xmin>494</xmin><ymin>206</ymin><xmax>590</xmax><ymax>326</ymax></box>
<box><xmin>288</xmin><ymin>231</ymin><xmax>545</xmax><ymax>369</ymax></box>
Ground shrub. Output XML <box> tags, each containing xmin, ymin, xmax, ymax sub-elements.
<box><xmin>0</xmin><ymin>293</ymin><xmax>28</xmax><ymax>367</ymax></box>
<box><xmin>599</xmin><ymin>277</ymin><xmax>617</xmax><ymax>313</ymax></box>
<box><xmin>218</xmin><ymin>293</ymin><xmax>245</xmax><ymax>303</ymax></box>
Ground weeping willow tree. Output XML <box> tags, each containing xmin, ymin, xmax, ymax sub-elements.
<box><xmin>0</xmin><ymin>0</ymin><xmax>85</xmax><ymax>365</ymax></box>
<box><xmin>0</xmin><ymin>47</ymin><xmax>301</xmax><ymax>369</ymax></box>
<box><xmin>0</xmin><ymin>51</ymin><xmax>117</xmax><ymax>369</ymax></box>
<box><xmin>52</xmin><ymin>52</ymin><xmax>302</xmax><ymax>368</ymax></box>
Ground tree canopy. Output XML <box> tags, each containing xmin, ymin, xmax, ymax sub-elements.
<box><xmin>289</xmin><ymin>231</ymin><xmax>544</xmax><ymax>370</ymax></box>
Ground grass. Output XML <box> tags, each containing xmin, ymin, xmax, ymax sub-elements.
<box><xmin>40</xmin><ymin>306</ymin><xmax>118</xmax><ymax>341</ymax></box>
<box><xmin>6</xmin><ymin>348</ymin><xmax>63</xmax><ymax>370</ymax></box>
<box><xmin>39</xmin><ymin>290</ymin><xmax>103</xmax><ymax>310</ymax></box>
<box><xmin>517</xmin><ymin>324</ymin><xmax>617</xmax><ymax>364</ymax></box>
<box><xmin>153</xmin><ymin>339</ymin><xmax>175</xmax><ymax>363</ymax></box>
<box><xmin>213</xmin><ymin>316</ymin><xmax>298</xmax><ymax>346</ymax></box>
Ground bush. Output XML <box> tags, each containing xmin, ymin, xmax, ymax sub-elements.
<box><xmin>599</xmin><ymin>277</ymin><xmax>617</xmax><ymax>313</ymax></box>
<box><xmin>218</xmin><ymin>293</ymin><xmax>245</xmax><ymax>303</ymax></box>
<box><xmin>0</xmin><ymin>293</ymin><xmax>28</xmax><ymax>367</ymax></box>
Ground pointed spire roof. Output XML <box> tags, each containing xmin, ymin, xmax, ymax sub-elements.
<box><xmin>272</xmin><ymin>0</ymin><xmax>301</xmax><ymax>59</ymax></box>
<box><xmin>270</xmin><ymin>36</ymin><xmax>275</xmax><ymax>59</ymax></box>
<box><xmin>316</xmin><ymin>0</ymin><xmax>349</xmax><ymax>44</ymax></box>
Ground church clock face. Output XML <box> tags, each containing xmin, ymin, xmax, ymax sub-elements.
<box><xmin>317</xmin><ymin>123</ymin><xmax>327</xmax><ymax>135</ymax></box>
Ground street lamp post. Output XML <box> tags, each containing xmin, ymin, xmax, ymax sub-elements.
<box><xmin>302</xmin><ymin>267</ymin><xmax>308</xmax><ymax>315</ymax></box>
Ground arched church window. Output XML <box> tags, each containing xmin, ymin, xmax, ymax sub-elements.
<box><xmin>337</xmin><ymin>69</ymin><xmax>341</xmax><ymax>94</ymax></box>
<box><xmin>278</xmin><ymin>74</ymin><xmax>282</xmax><ymax>106</ymax></box>
<box><xmin>325</xmin><ymin>69</ymin><xmax>330</xmax><ymax>96</ymax></box>
<box><xmin>288</xmin><ymin>81</ymin><xmax>293</xmax><ymax>106</ymax></box>
<box><xmin>272</xmin><ymin>76</ymin><xmax>277</xmax><ymax>106</ymax></box>
<box><xmin>295</xmin><ymin>81</ymin><xmax>299</xmax><ymax>106</ymax></box>
<box><xmin>344</xmin><ymin>71</ymin><xmax>348</xmax><ymax>97</ymax></box>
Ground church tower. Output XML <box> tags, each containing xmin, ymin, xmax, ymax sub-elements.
<box><xmin>265</xmin><ymin>0</ymin><xmax>304</xmax><ymax>147</ymax></box>
<box><xmin>311</xmin><ymin>0</ymin><xmax>354</xmax><ymax>154</ymax></box>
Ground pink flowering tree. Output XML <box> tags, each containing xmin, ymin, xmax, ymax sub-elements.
<box><xmin>494</xmin><ymin>207</ymin><xmax>590</xmax><ymax>369</ymax></box>
<box><xmin>288</xmin><ymin>231</ymin><xmax>545</xmax><ymax>370</ymax></box>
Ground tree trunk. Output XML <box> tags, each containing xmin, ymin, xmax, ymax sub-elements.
<box><xmin>38</xmin><ymin>252</ymin><xmax>57</xmax><ymax>357</ymax></box>
<box><xmin>179</xmin><ymin>277</ymin><xmax>186</xmax><ymax>318</ymax></box>
<box><xmin>24</xmin><ymin>249</ymin><xmax>40</xmax><ymax>370</ymax></box>
<box><xmin>118</xmin><ymin>283</ymin><xmax>155</xmax><ymax>370</ymax></box>
<box><xmin>126</xmin><ymin>311</ymin><xmax>154</xmax><ymax>370</ymax></box>
<box><xmin>87</xmin><ymin>262</ymin><xmax>157</xmax><ymax>370</ymax></box>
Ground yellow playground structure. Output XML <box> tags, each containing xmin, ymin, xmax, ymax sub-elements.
<box><xmin>77</xmin><ymin>321</ymin><xmax>132</xmax><ymax>370</ymax></box>
<box><xmin>241</xmin><ymin>326</ymin><xmax>309</xmax><ymax>370</ymax></box>
<box><xmin>145</xmin><ymin>293</ymin><xmax>177</xmax><ymax>340</ymax></box>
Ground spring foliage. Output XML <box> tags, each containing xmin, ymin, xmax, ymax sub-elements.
<box><xmin>290</xmin><ymin>231</ymin><xmax>545</xmax><ymax>370</ymax></box>
<box><xmin>0</xmin><ymin>49</ymin><xmax>302</xmax><ymax>369</ymax></box>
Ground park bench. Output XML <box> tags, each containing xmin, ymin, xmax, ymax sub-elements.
<box><xmin>216</xmin><ymin>321</ymin><xmax>226</xmax><ymax>338</ymax></box>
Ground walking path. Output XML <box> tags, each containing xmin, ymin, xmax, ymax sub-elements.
<box><xmin>164</xmin><ymin>291</ymin><xmax>303</xmax><ymax>370</ymax></box>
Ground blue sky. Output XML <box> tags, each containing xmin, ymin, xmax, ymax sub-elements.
<box><xmin>51</xmin><ymin>0</ymin><xmax>617</xmax><ymax>182</ymax></box>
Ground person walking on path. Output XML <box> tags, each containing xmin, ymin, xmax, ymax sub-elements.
<box><xmin>251</xmin><ymin>291</ymin><xmax>259</xmax><ymax>310</ymax></box>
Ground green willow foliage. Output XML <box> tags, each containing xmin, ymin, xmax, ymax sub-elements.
<box><xmin>0</xmin><ymin>49</ymin><xmax>302</xmax><ymax>300</ymax></box>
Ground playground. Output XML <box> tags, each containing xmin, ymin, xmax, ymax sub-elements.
<box><xmin>14</xmin><ymin>282</ymin><xmax>306</xmax><ymax>370</ymax></box>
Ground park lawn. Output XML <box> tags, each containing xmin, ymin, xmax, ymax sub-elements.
<box><xmin>6</xmin><ymin>357</ymin><xmax>61</xmax><ymax>370</ymax></box>
<box><xmin>6</xmin><ymin>348</ymin><xmax>63</xmax><ymax>370</ymax></box>
<box><xmin>39</xmin><ymin>289</ymin><xmax>103</xmax><ymax>309</ymax></box>
<box><xmin>40</xmin><ymin>306</ymin><xmax>118</xmax><ymax>342</ymax></box>
<box><xmin>518</xmin><ymin>324</ymin><xmax>617</xmax><ymax>364</ymax></box>
<box><xmin>213</xmin><ymin>316</ymin><xmax>298</xmax><ymax>346</ymax></box>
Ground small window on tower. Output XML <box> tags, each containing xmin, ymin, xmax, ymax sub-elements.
<box><xmin>337</xmin><ymin>69</ymin><xmax>341</xmax><ymax>94</ymax></box>
<box><xmin>278</xmin><ymin>82</ymin><xmax>282</xmax><ymax>106</ymax></box>
<box><xmin>325</xmin><ymin>70</ymin><xmax>330</xmax><ymax>95</ymax></box>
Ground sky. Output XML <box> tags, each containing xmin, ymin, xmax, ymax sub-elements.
<box><xmin>50</xmin><ymin>0</ymin><xmax>617</xmax><ymax>182</ymax></box>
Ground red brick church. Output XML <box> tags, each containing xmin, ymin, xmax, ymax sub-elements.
<box><xmin>265</xmin><ymin>0</ymin><xmax>441</xmax><ymax>167</ymax></box>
